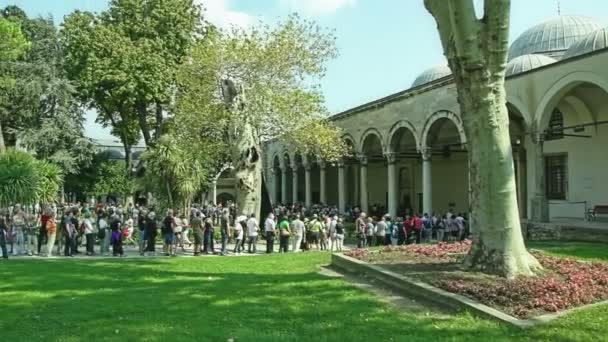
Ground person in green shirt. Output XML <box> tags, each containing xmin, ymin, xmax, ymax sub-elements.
<box><xmin>278</xmin><ymin>216</ymin><xmax>291</xmax><ymax>253</ymax></box>
<box><xmin>307</xmin><ymin>214</ymin><xmax>322</xmax><ymax>251</ymax></box>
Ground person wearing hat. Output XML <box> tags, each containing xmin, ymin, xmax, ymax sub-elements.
<box><xmin>83</xmin><ymin>211</ymin><xmax>95</xmax><ymax>256</ymax></box>
<box><xmin>145</xmin><ymin>211</ymin><xmax>158</xmax><ymax>256</ymax></box>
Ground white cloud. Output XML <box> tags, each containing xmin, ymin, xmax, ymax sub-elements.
<box><xmin>279</xmin><ymin>0</ymin><xmax>356</xmax><ymax>16</ymax></box>
<box><xmin>196</xmin><ymin>0</ymin><xmax>256</xmax><ymax>29</ymax></box>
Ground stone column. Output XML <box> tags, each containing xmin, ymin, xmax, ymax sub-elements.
<box><xmin>211</xmin><ymin>179</ymin><xmax>218</xmax><ymax>205</ymax></box>
<box><xmin>272</xmin><ymin>168</ymin><xmax>280</xmax><ymax>204</ymax></box>
<box><xmin>386</xmin><ymin>152</ymin><xmax>398</xmax><ymax>218</ymax></box>
<box><xmin>281</xmin><ymin>168</ymin><xmax>288</xmax><ymax>204</ymax></box>
<box><xmin>359</xmin><ymin>155</ymin><xmax>369</xmax><ymax>213</ymax></box>
<box><xmin>532</xmin><ymin>133</ymin><xmax>549</xmax><ymax>222</ymax></box>
<box><xmin>304</xmin><ymin>163</ymin><xmax>312</xmax><ymax>207</ymax></box>
<box><xmin>319</xmin><ymin>161</ymin><xmax>327</xmax><ymax>205</ymax></box>
<box><xmin>338</xmin><ymin>161</ymin><xmax>346</xmax><ymax>214</ymax></box>
<box><xmin>292</xmin><ymin>164</ymin><xmax>299</xmax><ymax>204</ymax></box>
<box><xmin>422</xmin><ymin>148</ymin><xmax>432</xmax><ymax>215</ymax></box>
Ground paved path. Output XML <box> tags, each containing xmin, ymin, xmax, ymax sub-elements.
<box><xmin>2</xmin><ymin>240</ymin><xmax>351</xmax><ymax>260</ymax></box>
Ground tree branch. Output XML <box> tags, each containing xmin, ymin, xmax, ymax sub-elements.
<box><xmin>424</xmin><ymin>0</ymin><xmax>456</xmax><ymax>62</ymax></box>
<box><xmin>447</xmin><ymin>0</ymin><xmax>484</xmax><ymax>70</ymax></box>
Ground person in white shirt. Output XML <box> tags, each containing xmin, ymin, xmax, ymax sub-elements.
<box><xmin>98</xmin><ymin>215</ymin><xmax>110</xmax><ymax>255</ymax></box>
<box><xmin>234</xmin><ymin>215</ymin><xmax>246</xmax><ymax>254</ymax></box>
<box><xmin>83</xmin><ymin>212</ymin><xmax>95</xmax><ymax>256</ymax></box>
<box><xmin>264</xmin><ymin>213</ymin><xmax>276</xmax><ymax>254</ymax></box>
<box><xmin>290</xmin><ymin>214</ymin><xmax>305</xmax><ymax>252</ymax></box>
<box><xmin>329</xmin><ymin>215</ymin><xmax>338</xmax><ymax>252</ymax></box>
<box><xmin>246</xmin><ymin>214</ymin><xmax>259</xmax><ymax>254</ymax></box>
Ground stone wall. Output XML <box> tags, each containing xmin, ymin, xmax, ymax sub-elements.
<box><xmin>525</xmin><ymin>221</ymin><xmax>608</xmax><ymax>243</ymax></box>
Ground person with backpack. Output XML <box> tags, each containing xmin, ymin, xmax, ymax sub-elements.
<box><xmin>63</xmin><ymin>211</ymin><xmax>76</xmax><ymax>257</ymax></box>
<box><xmin>110</xmin><ymin>216</ymin><xmax>124</xmax><ymax>257</ymax></box>
<box><xmin>162</xmin><ymin>210</ymin><xmax>176</xmax><ymax>257</ymax></box>
<box><xmin>365</xmin><ymin>217</ymin><xmax>375</xmax><ymax>247</ymax></box>
<box><xmin>375</xmin><ymin>216</ymin><xmax>387</xmax><ymax>246</ymax></box>
<box><xmin>422</xmin><ymin>213</ymin><xmax>432</xmax><ymax>242</ymax></box>
<box><xmin>334</xmin><ymin>217</ymin><xmax>346</xmax><ymax>252</ymax></box>
<box><xmin>219</xmin><ymin>209</ymin><xmax>231</xmax><ymax>256</ymax></box>
<box><xmin>307</xmin><ymin>214</ymin><xmax>322</xmax><ymax>251</ymax></box>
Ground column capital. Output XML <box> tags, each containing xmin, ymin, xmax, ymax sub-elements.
<box><xmin>357</xmin><ymin>154</ymin><xmax>368</xmax><ymax>166</ymax></box>
<box><xmin>421</xmin><ymin>148</ymin><xmax>432</xmax><ymax>161</ymax></box>
<box><xmin>533</xmin><ymin>131</ymin><xmax>545</xmax><ymax>144</ymax></box>
<box><xmin>385</xmin><ymin>152</ymin><xmax>397</xmax><ymax>165</ymax></box>
<box><xmin>304</xmin><ymin>164</ymin><xmax>312</xmax><ymax>171</ymax></box>
<box><xmin>290</xmin><ymin>163</ymin><xmax>298</xmax><ymax>170</ymax></box>
<box><xmin>318</xmin><ymin>160</ymin><xmax>326</xmax><ymax>169</ymax></box>
<box><xmin>337</xmin><ymin>160</ymin><xmax>345</xmax><ymax>168</ymax></box>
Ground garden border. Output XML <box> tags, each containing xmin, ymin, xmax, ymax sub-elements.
<box><xmin>331</xmin><ymin>253</ymin><xmax>608</xmax><ymax>329</ymax></box>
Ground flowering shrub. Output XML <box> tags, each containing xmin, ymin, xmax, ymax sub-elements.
<box><xmin>345</xmin><ymin>241</ymin><xmax>472</xmax><ymax>262</ymax></box>
<box><xmin>344</xmin><ymin>248</ymin><xmax>370</xmax><ymax>260</ymax></box>
<box><xmin>435</xmin><ymin>253</ymin><xmax>608</xmax><ymax>317</ymax></box>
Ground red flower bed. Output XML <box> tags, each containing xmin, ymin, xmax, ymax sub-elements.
<box><xmin>435</xmin><ymin>254</ymin><xmax>608</xmax><ymax>317</ymax></box>
<box><xmin>344</xmin><ymin>240</ymin><xmax>471</xmax><ymax>262</ymax></box>
<box><xmin>344</xmin><ymin>242</ymin><xmax>608</xmax><ymax>318</ymax></box>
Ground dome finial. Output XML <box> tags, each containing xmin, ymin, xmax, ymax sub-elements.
<box><xmin>557</xmin><ymin>0</ymin><xmax>561</xmax><ymax>16</ymax></box>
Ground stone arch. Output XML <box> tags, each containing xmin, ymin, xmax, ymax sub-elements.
<box><xmin>359</xmin><ymin>128</ymin><xmax>386</xmax><ymax>155</ymax></box>
<box><xmin>386</xmin><ymin>120</ymin><xmax>419</xmax><ymax>152</ymax></box>
<box><xmin>535</xmin><ymin>71</ymin><xmax>608</xmax><ymax>131</ymax></box>
<box><xmin>341</xmin><ymin>133</ymin><xmax>358</xmax><ymax>155</ymax></box>
<box><xmin>505</xmin><ymin>95</ymin><xmax>532</xmax><ymax>129</ymax></box>
<box><xmin>420</xmin><ymin>110</ymin><xmax>467</xmax><ymax>150</ymax></box>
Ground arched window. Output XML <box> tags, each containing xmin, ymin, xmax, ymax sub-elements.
<box><xmin>546</xmin><ymin>108</ymin><xmax>564</xmax><ymax>140</ymax></box>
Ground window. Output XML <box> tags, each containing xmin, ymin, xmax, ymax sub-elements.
<box><xmin>545</xmin><ymin>154</ymin><xmax>567</xmax><ymax>200</ymax></box>
<box><xmin>546</xmin><ymin>109</ymin><xmax>564</xmax><ymax>140</ymax></box>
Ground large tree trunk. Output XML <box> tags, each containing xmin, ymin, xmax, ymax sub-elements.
<box><xmin>123</xmin><ymin>141</ymin><xmax>132</xmax><ymax>174</ymax></box>
<box><xmin>155</xmin><ymin>101</ymin><xmax>163</xmax><ymax>140</ymax></box>
<box><xmin>425</xmin><ymin>0</ymin><xmax>540</xmax><ymax>278</ymax></box>
<box><xmin>136</xmin><ymin>101</ymin><xmax>152</xmax><ymax>146</ymax></box>
<box><xmin>232</xmin><ymin>121</ymin><xmax>262</xmax><ymax>217</ymax></box>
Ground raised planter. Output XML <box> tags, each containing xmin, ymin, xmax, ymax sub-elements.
<box><xmin>331</xmin><ymin>253</ymin><xmax>608</xmax><ymax>329</ymax></box>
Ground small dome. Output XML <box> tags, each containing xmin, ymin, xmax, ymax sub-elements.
<box><xmin>508</xmin><ymin>15</ymin><xmax>603</xmax><ymax>61</ymax></box>
<box><xmin>505</xmin><ymin>54</ymin><xmax>556</xmax><ymax>76</ymax></box>
<box><xmin>98</xmin><ymin>149</ymin><xmax>125</xmax><ymax>160</ymax></box>
<box><xmin>411</xmin><ymin>65</ymin><xmax>451</xmax><ymax>87</ymax></box>
<box><xmin>563</xmin><ymin>27</ymin><xmax>608</xmax><ymax>59</ymax></box>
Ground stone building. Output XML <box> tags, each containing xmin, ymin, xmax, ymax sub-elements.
<box><xmin>261</xmin><ymin>15</ymin><xmax>608</xmax><ymax>222</ymax></box>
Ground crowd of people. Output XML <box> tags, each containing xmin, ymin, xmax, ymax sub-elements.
<box><xmin>0</xmin><ymin>200</ymin><xmax>468</xmax><ymax>260</ymax></box>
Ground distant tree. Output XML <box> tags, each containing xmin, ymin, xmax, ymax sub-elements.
<box><xmin>61</xmin><ymin>0</ymin><xmax>202</xmax><ymax>153</ymax></box>
<box><xmin>0</xmin><ymin>16</ymin><xmax>29</xmax><ymax>151</ymax></box>
<box><xmin>176</xmin><ymin>16</ymin><xmax>348</xmax><ymax>216</ymax></box>
<box><xmin>424</xmin><ymin>0</ymin><xmax>541</xmax><ymax>278</ymax></box>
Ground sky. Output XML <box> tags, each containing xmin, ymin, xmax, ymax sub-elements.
<box><xmin>2</xmin><ymin>0</ymin><xmax>608</xmax><ymax>140</ymax></box>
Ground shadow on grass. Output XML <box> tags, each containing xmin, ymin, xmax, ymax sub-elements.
<box><xmin>0</xmin><ymin>254</ymin><xmax>606</xmax><ymax>341</ymax></box>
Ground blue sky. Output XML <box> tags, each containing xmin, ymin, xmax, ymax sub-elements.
<box><xmin>2</xmin><ymin>0</ymin><xmax>608</xmax><ymax>140</ymax></box>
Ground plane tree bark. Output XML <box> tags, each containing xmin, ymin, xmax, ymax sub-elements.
<box><xmin>424</xmin><ymin>0</ymin><xmax>541</xmax><ymax>278</ymax></box>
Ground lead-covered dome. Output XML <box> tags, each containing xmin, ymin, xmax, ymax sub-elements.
<box><xmin>508</xmin><ymin>15</ymin><xmax>603</xmax><ymax>61</ymax></box>
<box><xmin>411</xmin><ymin>65</ymin><xmax>451</xmax><ymax>87</ymax></box>
<box><xmin>563</xmin><ymin>27</ymin><xmax>608</xmax><ymax>59</ymax></box>
<box><xmin>505</xmin><ymin>54</ymin><xmax>556</xmax><ymax>76</ymax></box>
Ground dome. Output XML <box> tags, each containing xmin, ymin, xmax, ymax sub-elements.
<box><xmin>508</xmin><ymin>15</ymin><xmax>603</xmax><ymax>61</ymax></box>
<box><xmin>505</xmin><ymin>54</ymin><xmax>556</xmax><ymax>76</ymax></box>
<box><xmin>411</xmin><ymin>65</ymin><xmax>451</xmax><ymax>87</ymax></box>
<box><xmin>563</xmin><ymin>27</ymin><xmax>608</xmax><ymax>59</ymax></box>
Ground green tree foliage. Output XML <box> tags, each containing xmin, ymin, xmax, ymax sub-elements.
<box><xmin>92</xmin><ymin>159</ymin><xmax>133</xmax><ymax>198</ymax></box>
<box><xmin>176</xmin><ymin>16</ymin><xmax>349</xmax><ymax>163</ymax></box>
<box><xmin>0</xmin><ymin>149</ymin><xmax>63</xmax><ymax>206</ymax></box>
<box><xmin>61</xmin><ymin>0</ymin><xmax>202</xmax><ymax>149</ymax></box>
<box><xmin>0</xmin><ymin>15</ymin><xmax>29</xmax><ymax>151</ymax></box>
<box><xmin>0</xmin><ymin>7</ymin><xmax>94</xmax><ymax>172</ymax></box>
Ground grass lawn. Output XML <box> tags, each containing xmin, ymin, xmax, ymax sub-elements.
<box><xmin>527</xmin><ymin>240</ymin><xmax>608</xmax><ymax>261</ymax></box>
<box><xmin>1</xmin><ymin>243</ymin><xmax>608</xmax><ymax>341</ymax></box>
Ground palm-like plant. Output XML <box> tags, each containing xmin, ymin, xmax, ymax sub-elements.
<box><xmin>0</xmin><ymin>149</ymin><xmax>64</xmax><ymax>206</ymax></box>
<box><xmin>141</xmin><ymin>135</ymin><xmax>206</xmax><ymax>211</ymax></box>
<box><xmin>0</xmin><ymin>149</ymin><xmax>39</xmax><ymax>206</ymax></box>
<box><xmin>34</xmin><ymin>160</ymin><xmax>64</xmax><ymax>205</ymax></box>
